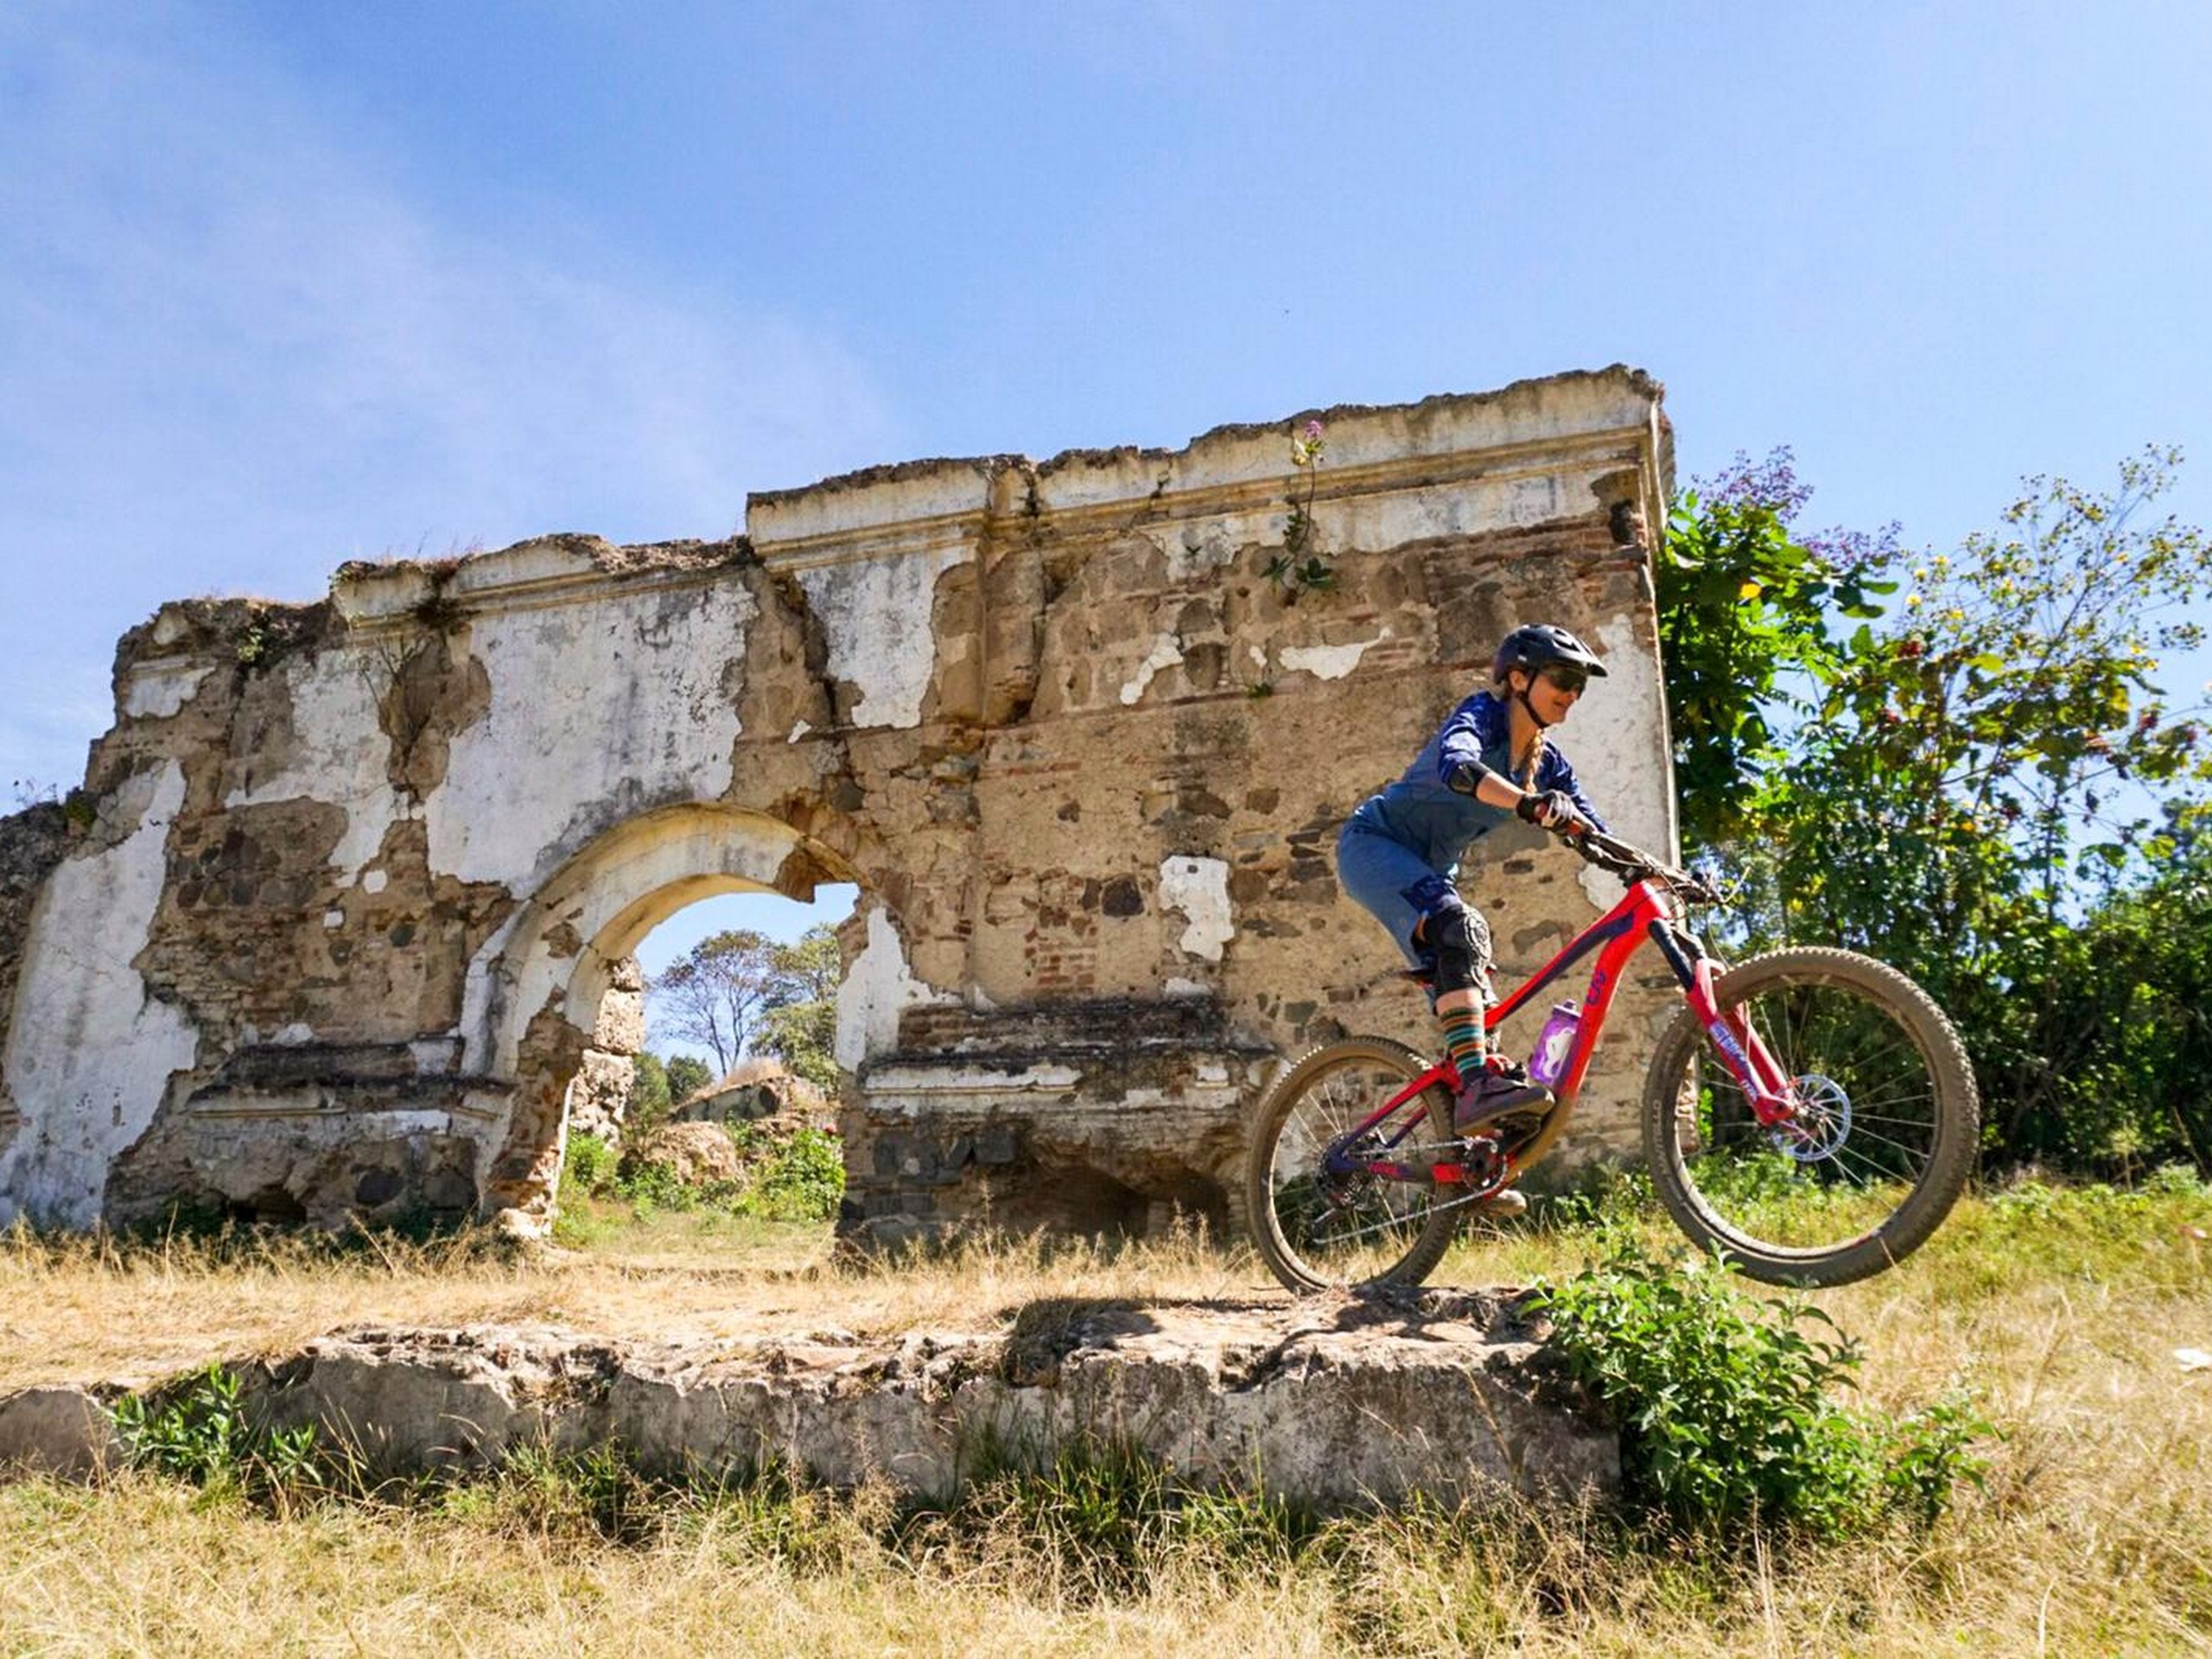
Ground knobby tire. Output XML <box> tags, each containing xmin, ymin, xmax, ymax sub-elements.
<box><xmin>1640</xmin><ymin>946</ymin><xmax>1979</xmax><ymax>1287</ymax></box>
<box><xmin>1245</xmin><ymin>1037</ymin><xmax>1461</xmax><ymax>1294</ymax></box>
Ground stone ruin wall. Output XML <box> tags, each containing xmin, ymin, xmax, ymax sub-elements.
<box><xmin>0</xmin><ymin>366</ymin><xmax>1677</xmax><ymax>1243</ymax></box>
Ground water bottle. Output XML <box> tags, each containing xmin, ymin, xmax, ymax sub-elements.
<box><xmin>1529</xmin><ymin>1001</ymin><xmax>1581</xmax><ymax>1089</ymax></box>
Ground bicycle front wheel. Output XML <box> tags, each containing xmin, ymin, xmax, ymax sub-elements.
<box><xmin>1245</xmin><ymin>1037</ymin><xmax>1460</xmax><ymax>1294</ymax></box>
<box><xmin>1641</xmin><ymin>948</ymin><xmax>1979</xmax><ymax>1287</ymax></box>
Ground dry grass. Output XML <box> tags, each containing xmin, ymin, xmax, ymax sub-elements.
<box><xmin>3</xmin><ymin>1181</ymin><xmax>2210</xmax><ymax>1654</ymax></box>
<box><xmin>0</xmin><ymin>1204</ymin><xmax>1261</xmax><ymax>1392</ymax></box>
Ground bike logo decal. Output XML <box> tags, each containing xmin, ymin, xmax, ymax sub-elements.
<box><xmin>1536</xmin><ymin>1022</ymin><xmax>1574</xmax><ymax>1077</ymax></box>
<box><xmin>1708</xmin><ymin>1020</ymin><xmax>1753</xmax><ymax>1077</ymax></box>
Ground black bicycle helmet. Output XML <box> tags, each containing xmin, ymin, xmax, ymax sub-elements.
<box><xmin>1492</xmin><ymin>623</ymin><xmax>1609</xmax><ymax>683</ymax></box>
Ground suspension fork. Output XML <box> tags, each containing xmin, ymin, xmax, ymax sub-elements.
<box><xmin>1647</xmin><ymin>922</ymin><xmax>1798</xmax><ymax>1124</ymax></box>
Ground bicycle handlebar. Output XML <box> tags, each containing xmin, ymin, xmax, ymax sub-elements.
<box><xmin>1553</xmin><ymin>823</ymin><xmax>1726</xmax><ymax>906</ymax></box>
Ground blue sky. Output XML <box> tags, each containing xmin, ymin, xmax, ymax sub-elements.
<box><xmin>7</xmin><ymin>3</ymin><xmax>2210</xmax><ymax>1020</ymax></box>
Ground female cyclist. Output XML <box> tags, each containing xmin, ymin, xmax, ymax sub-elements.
<box><xmin>1334</xmin><ymin>622</ymin><xmax>1607</xmax><ymax>1137</ymax></box>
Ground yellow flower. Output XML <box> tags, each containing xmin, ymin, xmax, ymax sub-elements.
<box><xmin>1738</xmin><ymin>580</ymin><xmax>1763</xmax><ymax>601</ymax></box>
<box><xmin>1906</xmin><ymin>593</ymin><xmax>1923</xmax><ymax>608</ymax></box>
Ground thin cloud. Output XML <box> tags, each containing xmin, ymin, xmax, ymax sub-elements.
<box><xmin>0</xmin><ymin>3</ymin><xmax>901</xmax><ymax>790</ymax></box>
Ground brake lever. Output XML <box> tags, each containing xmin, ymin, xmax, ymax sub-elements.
<box><xmin>1564</xmin><ymin>827</ymin><xmax>1722</xmax><ymax>903</ymax></box>
<box><xmin>1562</xmin><ymin>830</ymin><xmax>1649</xmax><ymax>886</ymax></box>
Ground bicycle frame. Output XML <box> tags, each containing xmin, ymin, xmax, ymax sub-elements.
<box><xmin>1332</xmin><ymin>874</ymin><xmax>1802</xmax><ymax>1185</ymax></box>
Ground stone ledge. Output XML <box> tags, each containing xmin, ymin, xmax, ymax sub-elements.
<box><xmin>749</xmin><ymin>366</ymin><xmax>1664</xmax><ymax>544</ymax></box>
<box><xmin>0</xmin><ymin>1387</ymin><xmax>124</xmax><ymax>1478</ymax></box>
<box><xmin>0</xmin><ymin>1299</ymin><xmax>1616</xmax><ymax>1511</ymax></box>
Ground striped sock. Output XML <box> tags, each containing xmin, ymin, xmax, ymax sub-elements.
<box><xmin>1439</xmin><ymin>1004</ymin><xmax>1487</xmax><ymax>1089</ymax></box>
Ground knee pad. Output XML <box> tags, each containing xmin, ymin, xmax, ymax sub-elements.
<box><xmin>1419</xmin><ymin>893</ymin><xmax>1492</xmax><ymax>995</ymax></box>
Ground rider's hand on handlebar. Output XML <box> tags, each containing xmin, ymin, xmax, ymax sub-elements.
<box><xmin>1516</xmin><ymin>789</ymin><xmax>1592</xmax><ymax>838</ymax></box>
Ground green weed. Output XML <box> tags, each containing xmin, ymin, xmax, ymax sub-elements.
<box><xmin>111</xmin><ymin>1364</ymin><xmax>328</xmax><ymax>1509</ymax></box>
<box><xmin>1533</xmin><ymin>1245</ymin><xmax>1990</xmax><ymax>1538</ymax></box>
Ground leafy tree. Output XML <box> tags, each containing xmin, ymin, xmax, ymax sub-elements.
<box><xmin>1723</xmin><ymin>449</ymin><xmax>2212</xmax><ymax>1166</ymax></box>
<box><xmin>664</xmin><ymin>1053</ymin><xmax>712</xmax><ymax>1103</ymax></box>
<box><xmin>629</xmin><ymin>1052</ymin><xmax>673</xmax><ymax>1134</ymax></box>
<box><xmin>758</xmin><ymin>1001</ymin><xmax>839</xmax><ymax>1093</ymax></box>
<box><xmin>772</xmin><ymin>924</ymin><xmax>839</xmax><ymax>1001</ymax></box>
<box><xmin>758</xmin><ymin>925</ymin><xmax>842</xmax><ymax>1094</ymax></box>
<box><xmin>649</xmin><ymin>929</ymin><xmax>779</xmax><ymax>1071</ymax></box>
<box><xmin>2052</xmin><ymin>804</ymin><xmax>2212</xmax><ymax>1170</ymax></box>
<box><xmin>1656</xmin><ymin>448</ymin><xmax>1897</xmax><ymax>848</ymax></box>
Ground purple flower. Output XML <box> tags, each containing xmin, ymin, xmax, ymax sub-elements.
<box><xmin>1697</xmin><ymin>447</ymin><xmax>1815</xmax><ymax>518</ymax></box>
<box><xmin>1304</xmin><ymin>419</ymin><xmax>1325</xmax><ymax>440</ymax></box>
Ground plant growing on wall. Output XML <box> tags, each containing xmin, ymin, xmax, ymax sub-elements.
<box><xmin>1264</xmin><ymin>418</ymin><xmax>1336</xmax><ymax>601</ymax></box>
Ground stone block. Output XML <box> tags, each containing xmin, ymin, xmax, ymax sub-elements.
<box><xmin>0</xmin><ymin>1387</ymin><xmax>123</xmax><ymax>1479</ymax></box>
<box><xmin>148</xmin><ymin>1306</ymin><xmax>1620</xmax><ymax>1509</ymax></box>
<box><xmin>592</xmin><ymin>988</ymin><xmax>645</xmax><ymax>1052</ymax></box>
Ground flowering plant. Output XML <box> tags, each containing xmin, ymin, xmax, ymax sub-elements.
<box><xmin>1265</xmin><ymin>417</ymin><xmax>1336</xmax><ymax>601</ymax></box>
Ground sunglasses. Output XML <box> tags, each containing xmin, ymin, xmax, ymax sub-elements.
<box><xmin>1538</xmin><ymin>664</ymin><xmax>1590</xmax><ymax>695</ymax></box>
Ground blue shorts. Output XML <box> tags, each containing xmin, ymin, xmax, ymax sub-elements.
<box><xmin>1336</xmin><ymin>813</ymin><xmax>1452</xmax><ymax>969</ymax></box>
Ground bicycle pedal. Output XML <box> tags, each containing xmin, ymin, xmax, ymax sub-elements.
<box><xmin>1488</xmin><ymin>1105</ymin><xmax>1554</xmax><ymax>1135</ymax></box>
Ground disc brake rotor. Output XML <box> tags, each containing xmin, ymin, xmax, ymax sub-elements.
<box><xmin>1769</xmin><ymin>1072</ymin><xmax>1852</xmax><ymax>1162</ymax></box>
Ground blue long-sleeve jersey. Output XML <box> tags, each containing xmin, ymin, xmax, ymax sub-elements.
<box><xmin>1344</xmin><ymin>690</ymin><xmax>1606</xmax><ymax>880</ymax></box>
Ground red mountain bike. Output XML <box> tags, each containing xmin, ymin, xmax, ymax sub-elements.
<box><xmin>1245</xmin><ymin>827</ymin><xmax>1979</xmax><ymax>1291</ymax></box>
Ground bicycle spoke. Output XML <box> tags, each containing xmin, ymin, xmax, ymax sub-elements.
<box><xmin>1848</xmin><ymin>1109</ymin><xmax>1939</xmax><ymax>1133</ymax></box>
<box><xmin>1656</xmin><ymin>954</ymin><xmax>1974</xmax><ymax>1276</ymax></box>
<box><xmin>1249</xmin><ymin>1041</ymin><xmax>1467</xmax><ymax>1292</ymax></box>
<box><xmin>1837</xmin><ymin>1080</ymin><xmax>1940</xmax><ymax>1116</ymax></box>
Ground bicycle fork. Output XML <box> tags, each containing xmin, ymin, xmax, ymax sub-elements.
<box><xmin>1648</xmin><ymin>921</ymin><xmax>1802</xmax><ymax>1130</ymax></box>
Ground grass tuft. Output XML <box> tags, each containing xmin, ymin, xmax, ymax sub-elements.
<box><xmin>1533</xmin><ymin>1244</ymin><xmax>1990</xmax><ymax>1537</ymax></box>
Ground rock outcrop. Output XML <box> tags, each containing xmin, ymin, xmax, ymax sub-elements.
<box><xmin>0</xmin><ymin>1297</ymin><xmax>1617</xmax><ymax>1511</ymax></box>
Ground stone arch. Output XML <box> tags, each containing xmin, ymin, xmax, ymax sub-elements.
<box><xmin>462</xmin><ymin>800</ymin><xmax>864</xmax><ymax>1224</ymax></box>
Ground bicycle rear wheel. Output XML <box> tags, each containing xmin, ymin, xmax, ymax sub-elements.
<box><xmin>1246</xmin><ymin>1037</ymin><xmax>1461</xmax><ymax>1294</ymax></box>
<box><xmin>1641</xmin><ymin>947</ymin><xmax>1979</xmax><ymax>1287</ymax></box>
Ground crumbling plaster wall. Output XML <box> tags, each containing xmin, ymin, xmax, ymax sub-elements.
<box><xmin>0</xmin><ymin>365</ymin><xmax>1675</xmax><ymax>1238</ymax></box>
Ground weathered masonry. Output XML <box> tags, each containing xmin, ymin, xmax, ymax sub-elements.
<box><xmin>0</xmin><ymin>367</ymin><xmax>1677</xmax><ymax>1241</ymax></box>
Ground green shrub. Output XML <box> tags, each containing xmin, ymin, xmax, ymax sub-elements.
<box><xmin>746</xmin><ymin>1126</ymin><xmax>845</xmax><ymax>1222</ymax></box>
<box><xmin>1984</xmin><ymin>1167</ymin><xmax>2212</xmax><ymax>1240</ymax></box>
<box><xmin>111</xmin><ymin>1364</ymin><xmax>323</xmax><ymax>1504</ymax></box>
<box><xmin>560</xmin><ymin>1132</ymin><xmax>620</xmax><ymax>1201</ymax></box>
<box><xmin>2143</xmin><ymin>1161</ymin><xmax>2211</xmax><ymax>1198</ymax></box>
<box><xmin>1533</xmin><ymin>1246</ymin><xmax>1987</xmax><ymax>1537</ymax></box>
<box><xmin>562</xmin><ymin>1124</ymin><xmax>845</xmax><ymax>1225</ymax></box>
<box><xmin>626</xmin><ymin>1054</ymin><xmax>675</xmax><ymax>1136</ymax></box>
<box><xmin>615</xmin><ymin>1156</ymin><xmax>694</xmax><ymax>1213</ymax></box>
